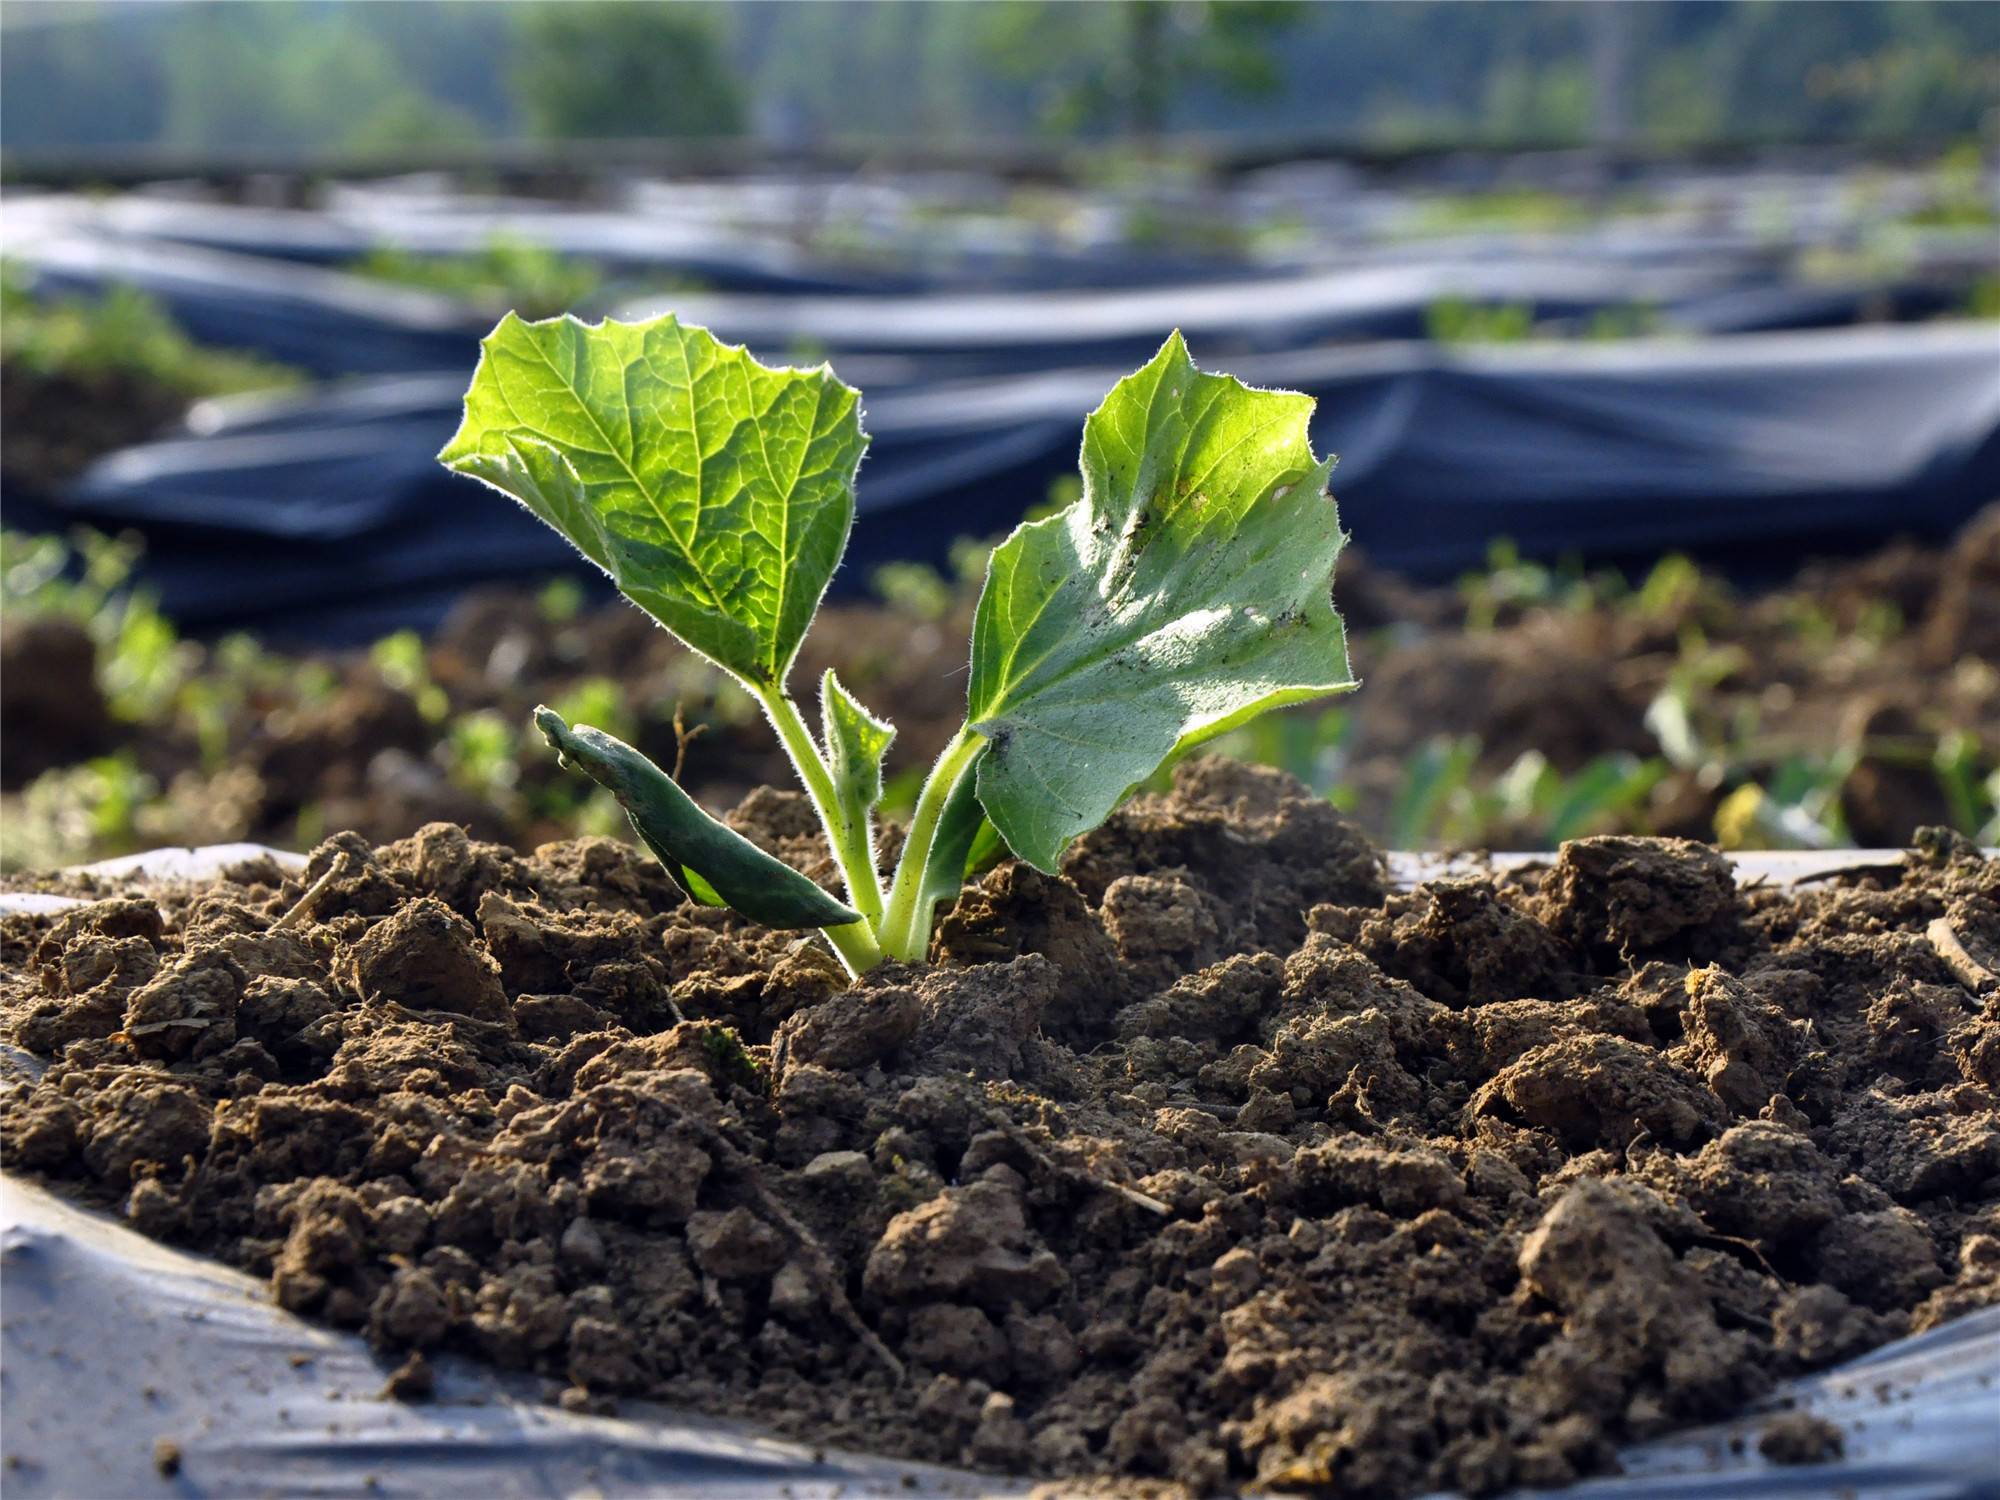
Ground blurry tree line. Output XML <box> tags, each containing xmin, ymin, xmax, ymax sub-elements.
<box><xmin>3</xmin><ymin>0</ymin><xmax>1996</xmax><ymax>155</ymax></box>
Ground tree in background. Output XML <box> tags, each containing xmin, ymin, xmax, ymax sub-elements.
<box><xmin>158</xmin><ymin>3</ymin><xmax>481</xmax><ymax>152</ymax></box>
<box><xmin>0</xmin><ymin>5</ymin><xmax>167</xmax><ymax>151</ymax></box>
<box><xmin>1635</xmin><ymin>0</ymin><xmax>2000</xmax><ymax>146</ymax></box>
<box><xmin>512</xmin><ymin>2</ymin><xmax>744</xmax><ymax>141</ymax></box>
<box><xmin>0</xmin><ymin>0</ymin><xmax>1993</xmax><ymax>155</ymax></box>
<box><xmin>2</xmin><ymin>1</ymin><xmax>493</xmax><ymax>155</ymax></box>
<box><xmin>974</xmin><ymin>1</ymin><xmax>1302</xmax><ymax>139</ymax></box>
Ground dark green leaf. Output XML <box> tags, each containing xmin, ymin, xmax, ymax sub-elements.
<box><xmin>534</xmin><ymin>706</ymin><xmax>860</xmax><ymax>930</ymax></box>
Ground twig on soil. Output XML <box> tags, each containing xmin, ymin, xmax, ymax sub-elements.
<box><xmin>982</xmin><ymin>1110</ymin><xmax>1170</xmax><ymax>1217</ymax></box>
<box><xmin>272</xmin><ymin>853</ymin><xmax>351</xmax><ymax>932</ymax></box>
<box><xmin>1786</xmin><ymin>861</ymin><xmax>1906</xmax><ymax>888</ymax></box>
<box><xmin>670</xmin><ymin>702</ymin><xmax>708</xmax><ymax>783</ymax></box>
<box><xmin>683</xmin><ymin>1116</ymin><xmax>906</xmax><ymax>1383</ymax></box>
<box><xmin>1927</xmin><ymin>916</ymin><xmax>1996</xmax><ymax>995</ymax></box>
<box><xmin>1694</xmin><ymin>1228</ymin><xmax>1780</xmax><ymax>1282</ymax></box>
<box><xmin>1101</xmin><ymin>1180</ymin><xmax>1171</xmax><ymax>1216</ymax></box>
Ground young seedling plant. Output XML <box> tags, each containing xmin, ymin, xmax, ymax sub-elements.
<box><xmin>439</xmin><ymin>313</ymin><xmax>1354</xmax><ymax>976</ymax></box>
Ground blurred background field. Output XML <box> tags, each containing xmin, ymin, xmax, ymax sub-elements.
<box><xmin>2</xmin><ymin>0</ymin><xmax>1997</xmax><ymax>870</ymax></box>
<box><xmin>6</xmin><ymin>1</ymin><xmax>1998</xmax><ymax>162</ymax></box>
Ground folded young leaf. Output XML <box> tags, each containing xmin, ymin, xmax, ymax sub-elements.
<box><xmin>821</xmin><ymin>666</ymin><xmax>893</xmax><ymax>839</ymax></box>
<box><xmin>967</xmin><ymin>332</ymin><xmax>1355</xmax><ymax>872</ymax></box>
<box><xmin>533</xmin><ymin>706</ymin><xmax>861</xmax><ymax>930</ymax></box>
<box><xmin>439</xmin><ymin>313</ymin><xmax>864</xmax><ymax>690</ymax></box>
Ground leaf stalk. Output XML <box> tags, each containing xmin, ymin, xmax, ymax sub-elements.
<box><xmin>752</xmin><ymin>683</ymin><xmax>887</xmax><ymax>974</ymax></box>
<box><xmin>879</xmin><ymin>727</ymin><xmax>986</xmax><ymax>961</ymax></box>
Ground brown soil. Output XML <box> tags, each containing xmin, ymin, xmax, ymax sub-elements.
<box><xmin>1343</xmin><ymin>506</ymin><xmax>2000</xmax><ymax>847</ymax></box>
<box><xmin>4</xmin><ymin>762</ymin><xmax>1997</xmax><ymax>1497</ymax></box>
<box><xmin>1757</xmin><ymin>1410</ymin><xmax>1845</xmax><ymax>1465</ymax></box>
<box><xmin>0</xmin><ymin>365</ymin><xmax>191</xmax><ymax>497</ymax></box>
<box><xmin>0</xmin><ymin>614</ymin><xmax>116</xmax><ymax>787</ymax></box>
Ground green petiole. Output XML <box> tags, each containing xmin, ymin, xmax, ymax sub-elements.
<box><xmin>750</xmin><ymin>683</ymin><xmax>886</xmax><ymax>972</ymax></box>
<box><xmin>877</xmin><ymin>727</ymin><xmax>985</xmax><ymax>962</ymax></box>
<box><xmin>754</xmin><ymin>684</ymin><xmax>883</xmax><ymax>921</ymax></box>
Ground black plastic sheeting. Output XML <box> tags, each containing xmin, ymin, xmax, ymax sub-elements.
<box><xmin>11</xmin><ymin>324</ymin><xmax>1997</xmax><ymax>642</ymax></box>
<box><xmin>0</xmin><ymin>1175</ymin><xmax>1005</xmax><ymax>1500</ymax></box>
<box><xmin>4</xmin><ymin>191</ymin><xmax>1996</xmax><ymax>640</ymax></box>
<box><xmin>6</xmin><ymin>188</ymin><xmax>1286</xmax><ymax>295</ymax></box>
<box><xmin>3</xmin><ymin>850</ymin><xmax>1997</xmax><ymax>1500</ymax></box>
<box><xmin>12</xmin><ymin>229</ymin><xmax>488</xmax><ymax>379</ymax></box>
<box><xmin>5</xmin><ymin>226</ymin><xmax>1723</xmax><ymax>383</ymax></box>
<box><xmin>0</xmin><ymin>193</ymin><xmax>1278</xmax><ymax>382</ymax></box>
<box><xmin>617</xmin><ymin>259</ymin><xmax>1734</xmax><ymax>377</ymax></box>
<box><xmin>10</xmin><ymin>191</ymin><xmax>918</xmax><ymax>291</ymax></box>
<box><xmin>15</xmin><ymin>175</ymin><xmax>1995</xmax><ymax>299</ymax></box>
<box><xmin>614</xmin><ymin>266</ymin><xmax>1981</xmax><ymax>376</ymax></box>
<box><xmin>8</xmin><ymin>199</ymin><xmax>1979</xmax><ymax>386</ymax></box>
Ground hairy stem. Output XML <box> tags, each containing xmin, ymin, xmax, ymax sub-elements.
<box><xmin>754</xmin><ymin>685</ymin><xmax>886</xmax><ymax>973</ymax></box>
<box><xmin>878</xmin><ymin>727</ymin><xmax>986</xmax><ymax>961</ymax></box>
<box><xmin>818</xmin><ymin>915</ymin><xmax>884</xmax><ymax>977</ymax></box>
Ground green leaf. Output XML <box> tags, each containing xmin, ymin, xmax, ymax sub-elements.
<box><xmin>820</xmin><ymin>667</ymin><xmax>894</xmax><ymax>841</ymax></box>
<box><xmin>963</xmin><ymin>816</ymin><xmax>1005</xmax><ymax>879</ymax></box>
<box><xmin>965</xmin><ymin>332</ymin><xmax>1355</xmax><ymax>871</ymax></box>
<box><xmin>440</xmin><ymin>313</ymin><xmax>864</xmax><ymax>688</ymax></box>
<box><xmin>679</xmin><ymin>867</ymin><xmax>729</xmax><ymax>908</ymax></box>
<box><xmin>1389</xmin><ymin>736</ymin><xmax>1479</xmax><ymax>848</ymax></box>
<box><xmin>1545</xmin><ymin>754</ymin><xmax>1666</xmax><ymax>844</ymax></box>
<box><xmin>533</xmin><ymin>706</ymin><xmax>861</xmax><ymax>930</ymax></box>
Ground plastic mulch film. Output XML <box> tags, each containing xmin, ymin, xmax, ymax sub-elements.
<box><xmin>0</xmin><ymin>1175</ymin><xmax>1015</xmax><ymax>1500</ymax></box>
<box><xmin>29</xmin><ymin>324</ymin><xmax>1998</xmax><ymax>642</ymax></box>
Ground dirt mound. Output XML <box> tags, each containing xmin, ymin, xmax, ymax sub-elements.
<box><xmin>4</xmin><ymin>772</ymin><xmax>1998</xmax><ymax>1498</ymax></box>
<box><xmin>0</xmin><ymin>615</ymin><xmax>115</xmax><ymax>788</ymax></box>
<box><xmin>0</xmin><ymin>366</ymin><xmax>190</xmax><ymax>497</ymax></box>
<box><xmin>1350</xmin><ymin>623</ymin><xmax>1656</xmax><ymax>773</ymax></box>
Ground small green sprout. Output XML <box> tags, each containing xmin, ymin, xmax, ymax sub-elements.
<box><xmin>439</xmin><ymin>313</ymin><xmax>1356</xmax><ymax>974</ymax></box>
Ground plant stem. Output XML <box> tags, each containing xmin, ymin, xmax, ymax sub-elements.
<box><xmin>756</xmin><ymin>685</ymin><xmax>884</xmax><ymax>919</ymax></box>
<box><xmin>753</xmin><ymin>685</ymin><xmax>887</xmax><ymax>974</ymax></box>
<box><xmin>819</xmin><ymin>915</ymin><xmax>885</xmax><ymax>976</ymax></box>
<box><xmin>878</xmin><ymin>726</ymin><xmax>985</xmax><ymax>961</ymax></box>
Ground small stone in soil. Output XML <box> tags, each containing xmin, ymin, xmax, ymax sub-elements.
<box><xmin>1757</xmin><ymin>1411</ymin><xmax>1846</xmax><ymax>1465</ymax></box>
<box><xmin>379</xmin><ymin>1351</ymin><xmax>434</xmax><ymax>1402</ymax></box>
<box><xmin>152</xmin><ymin>1437</ymin><xmax>182</xmax><ymax>1478</ymax></box>
<box><xmin>557</xmin><ymin>1384</ymin><xmax>615</xmax><ymax>1415</ymax></box>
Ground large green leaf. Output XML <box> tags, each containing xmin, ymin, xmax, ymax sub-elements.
<box><xmin>439</xmin><ymin>313</ymin><xmax>864</xmax><ymax>689</ymax></box>
<box><xmin>966</xmin><ymin>332</ymin><xmax>1355</xmax><ymax>871</ymax></box>
<box><xmin>534</xmin><ymin>707</ymin><xmax>861</xmax><ymax>930</ymax></box>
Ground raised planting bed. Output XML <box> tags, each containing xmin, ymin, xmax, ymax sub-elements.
<box><xmin>2</xmin><ymin>794</ymin><xmax>1997</xmax><ymax>1498</ymax></box>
